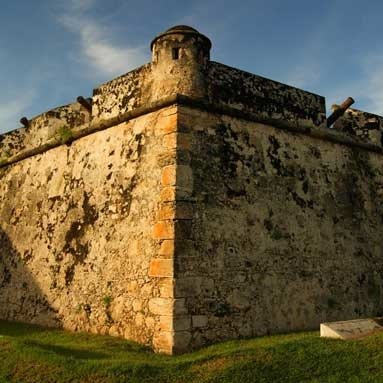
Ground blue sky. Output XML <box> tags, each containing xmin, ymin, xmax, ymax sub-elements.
<box><xmin>0</xmin><ymin>0</ymin><xmax>382</xmax><ymax>134</ymax></box>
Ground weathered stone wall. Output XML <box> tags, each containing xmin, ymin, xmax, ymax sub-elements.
<box><xmin>0</xmin><ymin>106</ymin><xmax>178</xmax><ymax>352</ymax></box>
<box><xmin>92</xmin><ymin>64</ymin><xmax>151</xmax><ymax>123</ymax></box>
<box><xmin>0</xmin><ymin>102</ymin><xmax>90</xmax><ymax>164</ymax></box>
<box><xmin>175</xmin><ymin>105</ymin><xmax>383</xmax><ymax>350</ymax></box>
<box><xmin>334</xmin><ymin>108</ymin><xmax>383</xmax><ymax>146</ymax></box>
<box><xmin>207</xmin><ymin>62</ymin><xmax>326</xmax><ymax>129</ymax></box>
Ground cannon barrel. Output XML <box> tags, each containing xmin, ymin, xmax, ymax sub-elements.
<box><xmin>20</xmin><ymin>117</ymin><xmax>29</xmax><ymax>128</ymax></box>
<box><xmin>76</xmin><ymin>96</ymin><xmax>92</xmax><ymax>112</ymax></box>
<box><xmin>327</xmin><ymin>97</ymin><xmax>355</xmax><ymax>128</ymax></box>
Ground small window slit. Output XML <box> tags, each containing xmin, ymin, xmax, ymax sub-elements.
<box><xmin>172</xmin><ymin>47</ymin><xmax>180</xmax><ymax>60</ymax></box>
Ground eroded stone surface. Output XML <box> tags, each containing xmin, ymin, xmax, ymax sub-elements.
<box><xmin>0</xmin><ymin>107</ymin><xmax>176</xmax><ymax>351</ymax></box>
<box><xmin>334</xmin><ymin>108</ymin><xmax>383</xmax><ymax>146</ymax></box>
<box><xmin>0</xmin><ymin>102</ymin><xmax>90</xmax><ymax>162</ymax></box>
<box><xmin>174</xmin><ymin>105</ymin><xmax>383</xmax><ymax>351</ymax></box>
<box><xmin>207</xmin><ymin>62</ymin><xmax>326</xmax><ymax>129</ymax></box>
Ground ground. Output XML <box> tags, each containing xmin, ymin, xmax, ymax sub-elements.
<box><xmin>0</xmin><ymin>320</ymin><xmax>382</xmax><ymax>382</ymax></box>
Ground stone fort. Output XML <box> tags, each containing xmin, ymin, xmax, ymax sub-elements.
<box><xmin>1</xmin><ymin>25</ymin><xmax>383</xmax><ymax>354</ymax></box>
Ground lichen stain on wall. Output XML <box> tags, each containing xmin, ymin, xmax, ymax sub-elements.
<box><xmin>0</xmin><ymin>108</ymin><xmax>174</xmax><ymax>346</ymax></box>
<box><xmin>176</xmin><ymin>106</ymin><xmax>383</xmax><ymax>350</ymax></box>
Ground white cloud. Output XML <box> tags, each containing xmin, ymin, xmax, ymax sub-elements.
<box><xmin>73</xmin><ymin>19</ymin><xmax>146</xmax><ymax>76</ymax></box>
<box><xmin>68</xmin><ymin>0</ymin><xmax>95</xmax><ymax>12</ymax></box>
<box><xmin>59</xmin><ymin>2</ymin><xmax>147</xmax><ymax>78</ymax></box>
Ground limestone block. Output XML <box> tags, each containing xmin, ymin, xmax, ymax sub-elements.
<box><xmin>157</xmin><ymin>150</ymin><xmax>177</xmax><ymax>167</ymax></box>
<box><xmin>159</xmin><ymin>278</ymin><xmax>174</xmax><ymax>298</ymax></box>
<box><xmin>178</xmin><ymin>133</ymin><xmax>193</xmax><ymax>150</ymax></box>
<box><xmin>173</xmin><ymin>331</ymin><xmax>192</xmax><ymax>353</ymax></box>
<box><xmin>160</xmin><ymin>187</ymin><xmax>177</xmax><ymax>202</ymax></box>
<box><xmin>157</xmin><ymin>315</ymin><xmax>173</xmax><ymax>332</ymax></box>
<box><xmin>173</xmin><ymin>316</ymin><xmax>191</xmax><ymax>331</ymax></box>
<box><xmin>161</xmin><ymin>165</ymin><xmax>177</xmax><ymax>186</ymax></box>
<box><xmin>148</xmin><ymin>298</ymin><xmax>173</xmax><ymax>316</ymax></box>
<box><xmin>127</xmin><ymin>281</ymin><xmax>139</xmax><ymax>295</ymax></box>
<box><xmin>159</xmin><ymin>240</ymin><xmax>175</xmax><ymax>257</ymax></box>
<box><xmin>153</xmin><ymin>331</ymin><xmax>173</xmax><ymax>354</ymax></box>
<box><xmin>157</xmin><ymin>203</ymin><xmax>176</xmax><ymax>221</ymax></box>
<box><xmin>149</xmin><ymin>258</ymin><xmax>173</xmax><ymax>277</ymax></box>
<box><xmin>321</xmin><ymin>318</ymin><xmax>383</xmax><ymax>340</ymax></box>
<box><xmin>152</xmin><ymin>221</ymin><xmax>175</xmax><ymax>239</ymax></box>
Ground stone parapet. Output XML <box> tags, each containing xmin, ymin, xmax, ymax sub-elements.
<box><xmin>207</xmin><ymin>61</ymin><xmax>327</xmax><ymax>129</ymax></box>
<box><xmin>2</xmin><ymin>94</ymin><xmax>383</xmax><ymax>170</ymax></box>
<box><xmin>92</xmin><ymin>64</ymin><xmax>151</xmax><ymax>123</ymax></box>
<box><xmin>0</xmin><ymin>102</ymin><xmax>90</xmax><ymax>164</ymax></box>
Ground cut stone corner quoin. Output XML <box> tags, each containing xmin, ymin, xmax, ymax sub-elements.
<box><xmin>150</xmin><ymin>107</ymin><xmax>195</xmax><ymax>354</ymax></box>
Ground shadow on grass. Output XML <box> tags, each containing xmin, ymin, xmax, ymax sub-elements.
<box><xmin>96</xmin><ymin>337</ymin><xmax>153</xmax><ymax>354</ymax></box>
<box><xmin>0</xmin><ymin>319</ymin><xmax>51</xmax><ymax>337</ymax></box>
<box><xmin>23</xmin><ymin>340</ymin><xmax>109</xmax><ymax>360</ymax></box>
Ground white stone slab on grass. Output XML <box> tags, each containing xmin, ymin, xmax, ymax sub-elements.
<box><xmin>320</xmin><ymin>318</ymin><xmax>383</xmax><ymax>340</ymax></box>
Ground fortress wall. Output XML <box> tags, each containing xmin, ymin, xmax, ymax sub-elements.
<box><xmin>175</xmin><ymin>105</ymin><xmax>383</xmax><ymax>350</ymax></box>
<box><xmin>0</xmin><ymin>106</ymin><xmax>178</xmax><ymax>351</ymax></box>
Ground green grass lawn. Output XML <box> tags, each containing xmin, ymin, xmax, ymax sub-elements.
<box><xmin>0</xmin><ymin>320</ymin><xmax>382</xmax><ymax>383</ymax></box>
